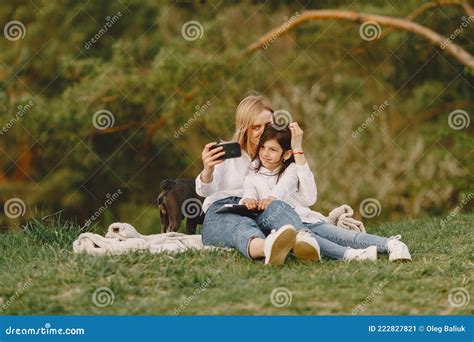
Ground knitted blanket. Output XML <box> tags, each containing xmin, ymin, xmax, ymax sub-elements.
<box><xmin>73</xmin><ymin>222</ymin><xmax>217</xmax><ymax>256</ymax></box>
<box><xmin>325</xmin><ymin>205</ymin><xmax>366</xmax><ymax>233</ymax></box>
<box><xmin>73</xmin><ymin>205</ymin><xmax>365</xmax><ymax>256</ymax></box>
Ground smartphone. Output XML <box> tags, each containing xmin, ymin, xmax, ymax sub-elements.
<box><xmin>211</xmin><ymin>142</ymin><xmax>242</xmax><ymax>160</ymax></box>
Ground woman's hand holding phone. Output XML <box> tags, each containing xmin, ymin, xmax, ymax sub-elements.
<box><xmin>200</xmin><ymin>142</ymin><xmax>225</xmax><ymax>183</ymax></box>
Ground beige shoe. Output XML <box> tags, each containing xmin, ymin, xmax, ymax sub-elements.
<box><xmin>293</xmin><ymin>230</ymin><xmax>321</xmax><ymax>262</ymax></box>
<box><xmin>387</xmin><ymin>235</ymin><xmax>412</xmax><ymax>262</ymax></box>
<box><xmin>343</xmin><ymin>246</ymin><xmax>377</xmax><ymax>261</ymax></box>
<box><xmin>264</xmin><ymin>225</ymin><xmax>296</xmax><ymax>265</ymax></box>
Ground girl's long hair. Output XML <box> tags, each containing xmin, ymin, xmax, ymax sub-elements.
<box><xmin>251</xmin><ymin>123</ymin><xmax>297</xmax><ymax>185</ymax></box>
<box><xmin>232</xmin><ymin>95</ymin><xmax>273</xmax><ymax>156</ymax></box>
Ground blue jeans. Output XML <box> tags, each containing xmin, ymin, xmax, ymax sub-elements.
<box><xmin>202</xmin><ymin>196</ymin><xmax>389</xmax><ymax>261</ymax></box>
<box><xmin>303</xmin><ymin>222</ymin><xmax>389</xmax><ymax>260</ymax></box>
<box><xmin>202</xmin><ymin>197</ymin><xmax>308</xmax><ymax>258</ymax></box>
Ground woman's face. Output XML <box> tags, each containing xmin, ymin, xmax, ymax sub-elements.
<box><xmin>258</xmin><ymin>138</ymin><xmax>284</xmax><ymax>171</ymax></box>
<box><xmin>248</xmin><ymin>110</ymin><xmax>273</xmax><ymax>147</ymax></box>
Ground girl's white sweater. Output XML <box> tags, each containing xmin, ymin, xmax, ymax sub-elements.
<box><xmin>240</xmin><ymin>161</ymin><xmax>326</xmax><ymax>224</ymax></box>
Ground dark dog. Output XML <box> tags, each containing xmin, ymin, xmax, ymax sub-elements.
<box><xmin>158</xmin><ymin>179</ymin><xmax>205</xmax><ymax>234</ymax></box>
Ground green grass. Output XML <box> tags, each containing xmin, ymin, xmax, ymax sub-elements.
<box><xmin>0</xmin><ymin>214</ymin><xmax>473</xmax><ymax>315</ymax></box>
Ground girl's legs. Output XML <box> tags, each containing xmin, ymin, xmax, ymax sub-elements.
<box><xmin>255</xmin><ymin>200</ymin><xmax>307</xmax><ymax>234</ymax></box>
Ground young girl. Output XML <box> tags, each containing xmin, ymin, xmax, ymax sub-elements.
<box><xmin>241</xmin><ymin>123</ymin><xmax>412</xmax><ymax>263</ymax></box>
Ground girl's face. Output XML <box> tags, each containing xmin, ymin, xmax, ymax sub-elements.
<box><xmin>258</xmin><ymin>139</ymin><xmax>292</xmax><ymax>171</ymax></box>
<box><xmin>248</xmin><ymin>110</ymin><xmax>273</xmax><ymax>148</ymax></box>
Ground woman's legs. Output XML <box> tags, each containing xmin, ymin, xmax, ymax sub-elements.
<box><xmin>201</xmin><ymin>197</ymin><xmax>265</xmax><ymax>259</ymax></box>
<box><xmin>305</xmin><ymin>222</ymin><xmax>389</xmax><ymax>253</ymax></box>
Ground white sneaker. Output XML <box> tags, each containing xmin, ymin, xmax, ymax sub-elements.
<box><xmin>293</xmin><ymin>230</ymin><xmax>321</xmax><ymax>262</ymax></box>
<box><xmin>387</xmin><ymin>235</ymin><xmax>412</xmax><ymax>262</ymax></box>
<box><xmin>264</xmin><ymin>225</ymin><xmax>296</xmax><ymax>265</ymax></box>
<box><xmin>343</xmin><ymin>246</ymin><xmax>377</xmax><ymax>262</ymax></box>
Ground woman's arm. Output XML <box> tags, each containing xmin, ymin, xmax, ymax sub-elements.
<box><xmin>195</xmin><ymin>142</ymin><xmax>226</xmax><ymax>197</ymax></box>
<box><xmin>195</xmin><ymin>162</ymin><xmax>225</xmax><ymax>197</ymax></box>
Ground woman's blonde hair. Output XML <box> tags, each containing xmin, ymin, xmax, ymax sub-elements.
<box><xmin>232</xmin><ymin>95</ymin><xmax>273</xmax><ymax>155</ymax></box>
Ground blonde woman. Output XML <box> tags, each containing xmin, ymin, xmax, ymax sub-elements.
<box><xmin>196</xmin><ymin>95</ymin><xmax>314</xmax><ymax>265</ymax></box>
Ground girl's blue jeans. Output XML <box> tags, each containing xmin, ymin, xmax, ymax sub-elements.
<box><xmin>201</xmin><ymin>196</ymin><xmax>389</xmax><ymax>260</ymax></box>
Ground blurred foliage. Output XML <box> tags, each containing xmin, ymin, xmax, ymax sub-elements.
<box><xmin>0</xmin><ymin>0</ymin><xmax>472</xmax><ymax>232</ymax></box>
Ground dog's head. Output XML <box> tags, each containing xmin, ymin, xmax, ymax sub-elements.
<box><xmin>160</xmin><ymin>179</ymin><xmax>175</xmax><ymax>191</ymax></box>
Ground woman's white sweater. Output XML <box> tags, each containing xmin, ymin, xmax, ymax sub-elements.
<box><xmin>195</xmin><ymin>150</ymin><xmax>252</xmax><ymax>213</ymax></box>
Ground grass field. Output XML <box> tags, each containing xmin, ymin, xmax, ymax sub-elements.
<box><xmin>0</xmin><ymin>213</ymin><xmax>472</xmax><ymax>315</ymax></box>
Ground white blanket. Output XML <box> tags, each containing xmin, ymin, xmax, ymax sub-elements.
<box><xmin>326</xmin><ymin>205</ymin><xmax>366</xmax><ymax>233</ymax></box>
<box><xmin>73</xmin><ymin>222</ymin><xmax>216</xmax><ymax>255</ymax></box>
<box><xmin>72</xmin><ymin>205</ymin><xmax>365</xmax><ymax>255</ymax></box>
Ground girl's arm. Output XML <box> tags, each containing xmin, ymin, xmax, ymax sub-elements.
<box><xmin>288</xmin><ymin>122</ymin><xmax>317</xmax><ymax>206</ymax></box>
<box><xmin>239</xmin><ymin>174</ymin><xmax>259</xmax><ymax>210</ymax></box>
<box><xmin>240</xmin><ymin>174</ymin><xmax>259</xmax><ymax>201</ymax></box>
<box><xmin>293</xmin><ymin>162</ymin><xmax>317</xmax><ymax>206</ymax></box>
<box><xmin>269</xmin><ymin>163</ymin><xmax>299</xmax><ymax>200</ymax></box>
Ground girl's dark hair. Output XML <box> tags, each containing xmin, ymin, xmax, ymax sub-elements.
<box><xmin>251</xmin><ymin>123</ymin><xmax>296</xmax><ymax>184</ymax></box>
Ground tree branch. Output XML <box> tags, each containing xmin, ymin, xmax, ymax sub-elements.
<box><xmin>244</xmin><ymin>9</ymin><xmax>474</xmax><ymax>70</ymax></box>
<box><xmin>405</xmin><ymin>1</ymin><xmax>474</xmax><ymax>20</ymax></box>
